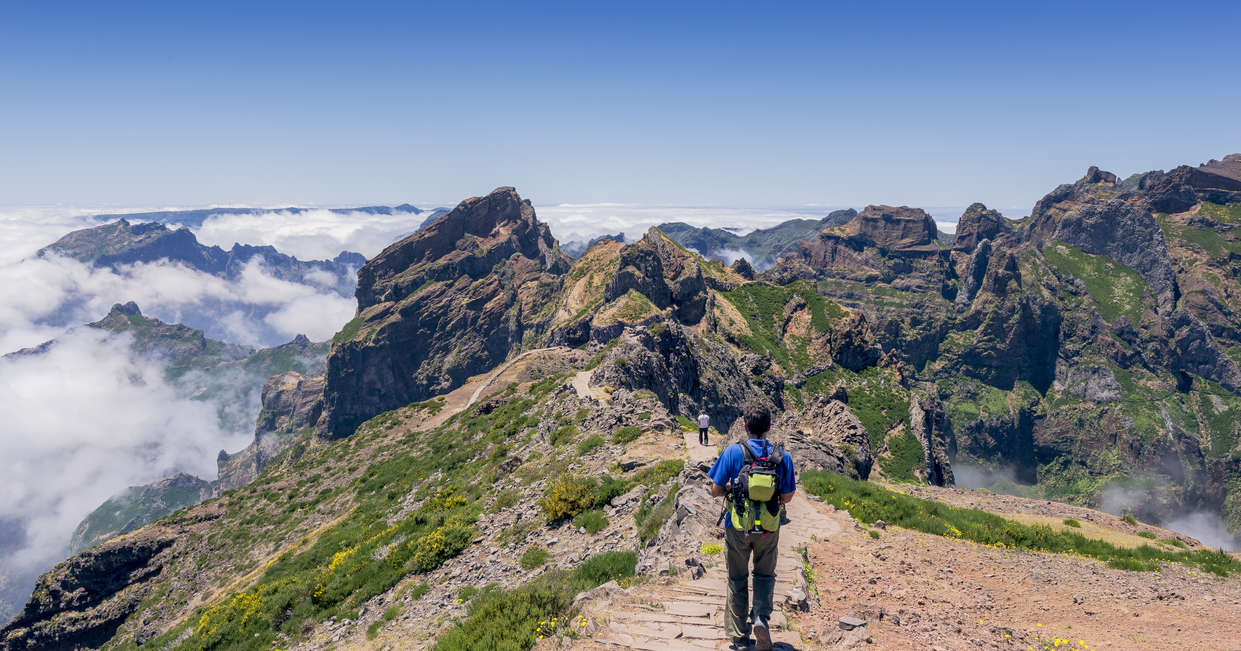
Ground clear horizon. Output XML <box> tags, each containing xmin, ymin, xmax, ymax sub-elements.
<box><xmin>3</xmin><ymin>1</ymin><xmax>1238</xmax><ymax>211</ymax></box>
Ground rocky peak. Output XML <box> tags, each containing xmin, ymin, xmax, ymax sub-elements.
<box><xmin>356</xmin><ymin>186</ymin><xmax>568</xmax><ymax>308</ymax></box>
<box><xmin>1078</xmin><ymin>166</ymin><xmax>1118</xmax><ymax>185</ymax></box>
<box><xmin>321</xmin><ymin>187</ymin><xmax>571</xmax><ymax>438</ymax></box>
<box><xmin>952</xmin><ymin>203</ymin><xmax>1010</xmax><ymax>252</ymax></box>
<box><xmin>602</xmin><ymin>228</ymin><xmax>708</xmax><ymax>324</ymax></box>
<box><xmin>842</xmin><ymin>205</ymin><xmax>939</xmax><ymax>250</ymax></box>
<box><xmin>110</xmin><ymin>301</ymin><xmax>142</xmax><ymax>317</ymax></box>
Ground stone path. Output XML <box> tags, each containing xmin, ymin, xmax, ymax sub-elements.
<box><xmin>571</xmin><ymin>369</ymin><xmax>607</xmax><ymax>402</ymax></box>
<box><xmin>573</xmin><ymin>433</ymin><xmax>847</xmax><ymax>650</ymax></box>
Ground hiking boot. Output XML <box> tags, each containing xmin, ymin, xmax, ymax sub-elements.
<box><xmin>753</xmin><ymin>623</ymin><xmax>772</xmax><ymax>650</ymax></box>
<box><xmin>730</xmin><ymin>635</ymin><xmax>753</xmax><ymax>649</ymax></box>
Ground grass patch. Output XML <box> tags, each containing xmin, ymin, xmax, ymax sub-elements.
<box><xmin>803</xmin><ymin>470</ymin><xmax>1241</xmax><ymax>577</ymax></box>
<box><xmin>519</xmin><ymin>547</ymin><xmax>551</xmax><ymax>570</ymax></box>
<box><xmin>1138</xmin><ymin>530</ymin><xmax>1157</xmax><ymax>539</ymax></box>
<box><xmin>882</xmin><ymin>429</ymin><xmax>925</xmax><ymax>483</ymax></box>
<box><xmin>576</xmin><ymin>435</ymin><xmax>606</xmax><ymax>455</ymax></box>
<box><xmin>332</xmin><ymin>316</ymin><xmax>364</xmax><ymax>346</ymax></box>
<box><xmin>1042</xmin><ymin>243</ymin><xmax>1148</xmax><ymax>322</ymax></box>
<box><xmin>1122</xmin><ymin>514</ymin><xmax>1138</xmax><ymax>526</ymax></box>
<box><xmin>612</xmin><ymin>425</ymin><xmax>642</xmax><ymax>444</ymax></box>
<box><xmin>550</xmin><ymin>424</ymin><xmax>578</xmax><ymax>447</ymax></box>
<box><xmin>433</xmin><ymin>551</ymin><xmax>636</xmax><ymax>651</ymax></box>
<box><xmin>1063</xmin><ymin>519</ymin><xmax>1081</xmax><ymax>528</ymax></box>
<box><xmin>699</xmin><ymin>543</ymin><xmax>722</xmax><ymax>555</ymax></box>
<box><xmin>573</xmin><ymin>510</ymin><xmax>610</xmax><ymax>534</ymax></box>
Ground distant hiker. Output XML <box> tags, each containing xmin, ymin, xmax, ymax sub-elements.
<box><xmin>697</xmin><ymin>411</ymin><xmax>711</xmax><ymax>445</ymax></box>
<box><xmin>708</xmin><ymin>403</ymin><xmax>795</xmax><ymax>651</ymax></box>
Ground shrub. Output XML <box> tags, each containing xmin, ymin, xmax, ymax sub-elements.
<box><xmin>1063</xmin><ymin>519</ymin><xmax>1081</xmax><ymax>528</ymax></box>
<box><xmin>433</xmin><ymin>552</ymin><xmax>635</xmax><ymax>651</ymax></box>
<box><xmin>550</xmin><ymin>425</ymin><xmax>578</xmax><ymax>446</ymax></box>
<box><xmin>613</xmin><ymin>426</ymin><xmax>642</xmax><ymax>444</ymax></box>
<box><xmin>520</xmin><ymin>547</ymin><xmax>551</xmax><ymax>570</ymax></box>
<box><xmin>1138</xmin><ymin>531</ymin><xmax>1157</xmax><ymax>539</ymax></box>
<box><xmin>1121</xmin><ymin>514</ymin><xmax>1138</xmax><ymax>526</ymax></box>
<box><xmin>1165</xmin><ymin>537</ymin><xmax>1187</xmax><ymax>548</ymax></box>
<box><xmin>868</xmin><ymin>530</ymin><xmax>881</xmax><ymax>539</ymax></box>
<box><xmin>541</xmin><ymin>475</ymin><xmax>598</xmax><ymax>521</ymax></box>
<box><xmin>699</xmin><ymin>543</ymin><xmax>722</xmax><ymax>555</ymax></box>
<box><xmin>410</xmin><ymin>583</ymin><xmax>430</xmax><ymax>599</ymax></box>
<box><xmin>573</xmin><ymin>510</ymin><xmax>609</xmax><ymax>534</ymax></box>
<box><xmin>576</xmin><ymin>435</ymin><xmax>606</xmax><ymax>456</ymax></box>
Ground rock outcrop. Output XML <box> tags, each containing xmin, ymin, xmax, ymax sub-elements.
<box><xmin>320</xmin><ymin>187</ymin><xmax>571</xmax><ymax>438</ymax></box>
<box><xmin>774</xmin><ymin>395</ymin><xmax>873</xmax><ymax>479</ymax></box>
<box><xmin>1</xmin><ymin>531</ymin><xmax>175</xmax><ymax>650</ymax></box>
<box><xmin>952</xmin><ymin>203</ymin><xmax>1010</xmax><ymax>253</ymax></box>
<box><xmin>908</xmin><ymin>393</ymin><xmax>955</xmax><ymax>486</ymax></box>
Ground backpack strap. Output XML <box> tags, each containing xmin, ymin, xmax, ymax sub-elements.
<box><xmin>739</xmin><ymin>440</ymin><xmax>757</xmax><ymax>465</ymax></box>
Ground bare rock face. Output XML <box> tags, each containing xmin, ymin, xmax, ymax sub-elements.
<box><xmin>774</xmin><ymin>396</ymin><xmax>873</xmax><ymax>479</ymax></box>
<box><xmin>320</xmin><ymin>187</ymin><xmax>571</xmax><ymax>438</ymax></box>
<box><xmin>846</xmin><ymin>205</ymin><xmax>940</xmax><ymax>251</ymax></box>
<box><xmin>590</xmin><ymin>322</ymin><xmax>782</xmax><ymax>434</ymax></box>
<box><xmin>952</xmin><ymin>203</ymin><xmax>1010</xmax><ymax>253</ymax></box>
<box><xmin>909</xmin><ymin>393</ymin><xmax>954</xmax><ymax>486</ymax></box>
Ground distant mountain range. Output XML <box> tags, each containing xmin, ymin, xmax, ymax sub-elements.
<box><xmin>656</xmin><ymin>208</ymin><xmax>858</xmax><ymax>269</ymax></box>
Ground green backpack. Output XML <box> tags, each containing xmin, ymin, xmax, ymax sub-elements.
<box><xmin>728</xmin><ymin>440</ymin><xmax>786</xmax><ymax>532</ymax></box>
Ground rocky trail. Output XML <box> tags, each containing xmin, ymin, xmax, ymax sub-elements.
<box><xmin>565</xmin><ymin>429</ymin><xmax>850</xmax><ymax>650</ymax></box>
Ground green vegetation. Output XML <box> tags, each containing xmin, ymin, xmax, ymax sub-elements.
<box><xmin>1063</xmin><ymin>519</ymin><xmax>1081</xmax><ymax>528</ymax></box>
<box><xmin>433</xmin><ymin>551</ymin><xmax>636</xmax><ymax>651</ymax></box>
<box><xmin>1199</xmin><ymin>201</ymin><xmax>1241</xmax><ymax>223</ymax></box>
<box><xmin>1042</xmin><ymin>243</ymin><xmax>1149</xmax><ymax>322</ymax></box>
<box><xmin>612</xmin><ymin>425</ymin><xmax>642</xmax><ymax>444</ymax></box>
<box><xmin>616</xmin><ymin>289</ymin><xmax>657</xmax><ymax>322</ymax></box>
<box><xmin>807</xmin><ymin>366</ymin><xmax>910</xmax><ymax>448</ymax></box>
<box><xmin>636</xmin><ymin>486</ymin><xmax>679</xmax><ymax>543</ymax></box>
<box><xmin>576</xmin><ymin>435</ymin><xmax>606</xmax><ymax>455</ymax></box>
<box><xmin>699</xmin><ymin>543</ymin><xmax>722</xmax><ymax>555</ymax></box>
<box><xmin>1122</xmin><ymin>514</ymin><xmax>1138</xmax><ymax>526</ymax></box>
<box><xmin>882</xmin><ymin>429</ymin><xmax>926</xmax><ymax>483</ymax></box>
<box><xmin>332</xmin><ymin>316</ymin><xmax>364</xmax><ymax>346</ymax></box>
<box><xmin>550</xmin><ymin>424</ymin><xmax>578</xmax><ymax>446</ymax></box>
<box><xmin>541</xmin><ymin>475</ymin><xmax>599</xmax><ymax>521</ymax></box>
<box><xmin>803</xmin><ymin>470</ymin><xmax>1241</xmax><ymax>576</ymax></box>
<box><xmin>721</xmin><ymin>281</ymin><xmax>843</xmax><ymax>370</ymax></box>
<box><xmin>519</xmin><ymin>547</ymin><xmax>551</xmax><ymax>570</ymax></box>
<box><xmin>138</xmin><ymin>371</ymin><xmax>575</xmax><ymax>650</ymax></box>
<box><xmin>409</xmin><ymin>583</ymin><xmax>430</xmax><ymax>599</ymax></box>
<box><xmin>1138</xmin><ymin>531</ymin><xmax>1157</xmax><ymax>539</ymax></box>
<box><xmin>573</xmin><ymin>509</ymin><xmax>609</xmax><ymax>534</ymax></box>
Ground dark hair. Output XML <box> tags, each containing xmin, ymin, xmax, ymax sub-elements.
<box><xmin>742</xmin><ymin>403</ymin><xmax>771</xmax><ymax>437</ymax></box>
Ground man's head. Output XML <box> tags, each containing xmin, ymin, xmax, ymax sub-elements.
<box><xmin>742</xmin><ymin>403</ymin><xmax>771</xmax><ymax>438</ymax></box>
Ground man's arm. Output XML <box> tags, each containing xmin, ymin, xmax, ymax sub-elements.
<box><xmin>779</xmin><ymin>490</ymin><xmax>795</xmax><ymax>504</ymax></box>
<box><xmin>710</xmin><ymin>480</ymin><xmax>727</xmax><ymax>498</ymax></box>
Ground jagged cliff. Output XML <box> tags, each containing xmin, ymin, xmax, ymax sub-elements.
<box><xmin>320</xmin><ymin>187</ymin><xmax>571</xmax><ymax>438</ymax></box>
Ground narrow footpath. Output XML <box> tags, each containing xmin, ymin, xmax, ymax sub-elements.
<box><xmin>572</xmin><ymin>429</ymin><xmax>848</xmax><ymax>650</ymax></box>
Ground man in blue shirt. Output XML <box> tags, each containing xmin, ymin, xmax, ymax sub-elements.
<box><xmin>707</xmin><ymin>403</ymin><xmax>795</xmax><ymax>651</ymax></box>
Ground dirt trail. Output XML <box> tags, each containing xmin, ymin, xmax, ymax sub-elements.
<box><xmin>571</xmin><ymin>432</ymin><xmax>848</xmax><ymax>650</ymax></box>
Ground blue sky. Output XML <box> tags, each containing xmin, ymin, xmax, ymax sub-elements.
<box><xmin>1</xmin><ymin>0</ymin><xmax>1238</xmax><ymax>215</ymax></box>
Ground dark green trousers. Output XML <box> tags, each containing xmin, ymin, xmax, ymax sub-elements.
<box><xmin>724</xmin><ymin>526</ymin><xmax>779</xmax><ymax>637</ymax></box>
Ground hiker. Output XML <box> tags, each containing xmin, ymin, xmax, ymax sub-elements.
<box><xmin>697</xmin><ymin>411</ymin><xmax>710</xmax><ymax>445</ymax></box>
<box><xmin>707</xmin><ymin>403</ymin><xmax>795</xmax><ymax>651</ymax></box>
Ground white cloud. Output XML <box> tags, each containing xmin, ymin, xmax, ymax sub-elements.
<box><xmin>192</xmin><ymin>209</ymin><xmax>424</xmax><ymax>260</ymax></box>
<box><xmin>0</xmin><ymin>328</ymin><xmax>251</xmax><ymax>572</ymax></box>
<box><xmin>0</xmin><ymin>255</ymin><xmax>355</xmax><ymax>354</ymax></box>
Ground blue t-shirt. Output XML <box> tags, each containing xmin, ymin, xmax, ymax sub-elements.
<box><xmin>708</xmin><ymin>439</ymin><xmax>796</xmax><ymax>495</ymax></box>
